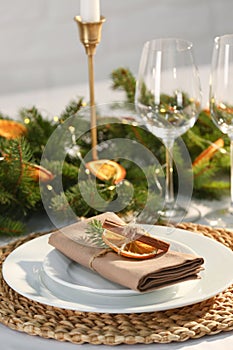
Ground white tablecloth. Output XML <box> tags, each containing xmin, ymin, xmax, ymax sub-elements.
<box><xmin>0</xmin><ymin>64</ymin><xmax>232</xmax><ymax>349</ymax></box>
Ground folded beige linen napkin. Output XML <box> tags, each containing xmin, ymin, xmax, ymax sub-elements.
<box><xmin>48</xmin><ymin>212</ymin><xmax>204</xmax><ymax>292</ymax></box>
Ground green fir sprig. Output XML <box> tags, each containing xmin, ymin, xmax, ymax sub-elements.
<box><xmin>85</xmin><ymin>219</ymin><xmax>107</xmax><ymax>248</ymax></box>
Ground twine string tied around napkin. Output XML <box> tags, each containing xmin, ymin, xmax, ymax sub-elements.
<box><xmin>89</xmin><ymin>248</ymin><xmax>112</xmax><ymax>271</ymax></box>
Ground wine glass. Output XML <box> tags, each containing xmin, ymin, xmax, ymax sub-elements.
<box><xmin>205</xmin><ymin>34</ymin><xmax>233</xmax><ymax>228</ymax></box>
<box><xmin>135</xmin><ymin>38</ymin><xmax>201</xmax><ymax>223</ymax></box>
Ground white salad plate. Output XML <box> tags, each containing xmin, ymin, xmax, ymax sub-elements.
<box><xmin>42</xmin><ymin>235</ymin><xmax>196</xmax><ymax>297</ymax></box>
<box><xmin>2</xmin><ymin>225</ymin><xmax>233</xmax><ymax>313</ymax></box>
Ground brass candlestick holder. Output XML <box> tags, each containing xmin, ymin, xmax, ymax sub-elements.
<box><xmin>74</xmin><ymin>15</ymin><xmax>106</xmax><ymax>160</ymax></box>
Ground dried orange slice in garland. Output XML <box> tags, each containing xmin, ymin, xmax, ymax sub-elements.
<box><xmin>0</xmin><ymin>120</ymin><xmax>54</xmax><ymax>183</ymax></box>
<box><xmin>86</xmin><ymin>159</ymin><xmax>126</xmax><ymax>184</ymax></box>
<box><xmin>26</xmin><ymin>164</ymin><xmax>54</xmax><ymax>182</ymax></box>
<box><xmin>0</xmin><ymin>120</ymin><xmax>27</xmax><ymax>139</ymax></box>
<box><xmin>192</xmin><ymin>138</ymin><xmax>224</xmax><ymax>166</ymax></box>
<box><xmin>1</xmin><ymin>158</ymin><xmax>54</xmax><ymax>183</ymax></box>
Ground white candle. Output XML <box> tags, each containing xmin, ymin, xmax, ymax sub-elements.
<box><xmin>80</xmin><ymin>0</ymin><xmax>100</xmax><ymax>22</ymax></box>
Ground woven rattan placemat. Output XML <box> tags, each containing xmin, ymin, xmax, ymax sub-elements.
<box><xmin>0</xmin><ymin>222</ymin><xmax>232</xmax><ymax>345</ymax></box>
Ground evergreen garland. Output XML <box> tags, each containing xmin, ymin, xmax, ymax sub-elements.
<box><xmin>0</xmin><ymin>68</ymin><xmax>230</xmax><ymax>235</ymax></box>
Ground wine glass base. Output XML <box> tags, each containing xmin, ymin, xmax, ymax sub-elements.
<box><xmin>204</xmin><ymin>208</ymin><xmax>233</xmax><ymax>229</ymax></box>
<box><xmin>158</xmin><ymin>205</ymin><xmax>201</xmax><ymax>225</ymax></box>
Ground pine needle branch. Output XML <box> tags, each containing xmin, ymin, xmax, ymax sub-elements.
<box><xmin>85</xmin><ymin>219</ymin><xmax>107</xmax><ymax>248</ymax></box>
<box><xmin>111</xmin><ymin>68</ymin><xmax>136</xmax><ymax>103</ymax></box>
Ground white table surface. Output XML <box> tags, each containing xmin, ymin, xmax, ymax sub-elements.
<box><xmin>0</xmin><ymin>64</ymin><xmax>232</xmax><ymax>349</ymax></box>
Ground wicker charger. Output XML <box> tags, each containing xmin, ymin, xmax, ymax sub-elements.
<box><xmin>0</xmin><ymin>222</ymin><xmax>232</xmax><ymax>346</ymax></box>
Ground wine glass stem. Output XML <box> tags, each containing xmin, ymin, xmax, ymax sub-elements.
<box><xmin>230</xmin><ymin>138</ymin><xmax>233</xmax><ymax>212</ymax></box>
<box><xmin>165</xmin><ymin>142</ymin><xmax>175</xmax><ymax>208</ymax></box>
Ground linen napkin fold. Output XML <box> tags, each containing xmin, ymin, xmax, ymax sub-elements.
<box><xmin>48</xmin><ymin>212</ymin><xmax>204</xmax><ymax>292</ymax></box>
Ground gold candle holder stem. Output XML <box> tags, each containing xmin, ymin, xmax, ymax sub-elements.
<box><xmin>74</xmin><ymin>15</ymin><xmax>106</xmax><ymax>161</ymax></box>
<box><xmin>88</xmin><ymin>54</ymin><xmax>98</xmax><ymax>160</ymax></box>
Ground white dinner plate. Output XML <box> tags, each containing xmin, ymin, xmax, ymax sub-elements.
<box><xmin>2</xmin><ymin>225</ymin><xmax>233</xmax><ymax>313</ymax></box>
<box><xmin>42</xmin><ymin>237</ymin><xmax>197</xmax><ymax>297</ymax></box>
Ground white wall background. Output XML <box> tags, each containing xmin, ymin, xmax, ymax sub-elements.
<box><xmin>1</xmin><ymin>0</ymin><xmax>233</xmax><ymax>95</ymax></box>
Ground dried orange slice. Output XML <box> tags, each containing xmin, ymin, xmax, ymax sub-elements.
<box><xmin>86</xmin><ymin>159</ymin><xmax>126</xmax><ymax>184</ymax></box>
<box><xmin>192</xmin><ymin>138</ymin><xmax>224</xmax><ymax>166</ymax></box>
<box><xmin>27</xmin><ymin>164</ymin><xmax>54</xmax><ymax>182</ymax></box>
<box><xmin>102</xmin><ymin>229</ymin><xmax>158</xmax><ymax>259</ymax></box>
<box><xmin>1</xmin><ymin>152</ymin><xmax>54</xmax><ymax>183</ymax></box>
<box><xmin>0</xmin><ymin>120</ymin><xmax>27</xmax><ymax>139</ymax></box>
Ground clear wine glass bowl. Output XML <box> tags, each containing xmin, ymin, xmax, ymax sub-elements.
<box><xmin>205</xmin><ymin>34</ymin><xmax>233</xmax><ymax>227</ymax></box>
<box><xmin>135</xmin><ymin>38</ymin><xmax>202</xmax><ymax>223</ymax></box>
